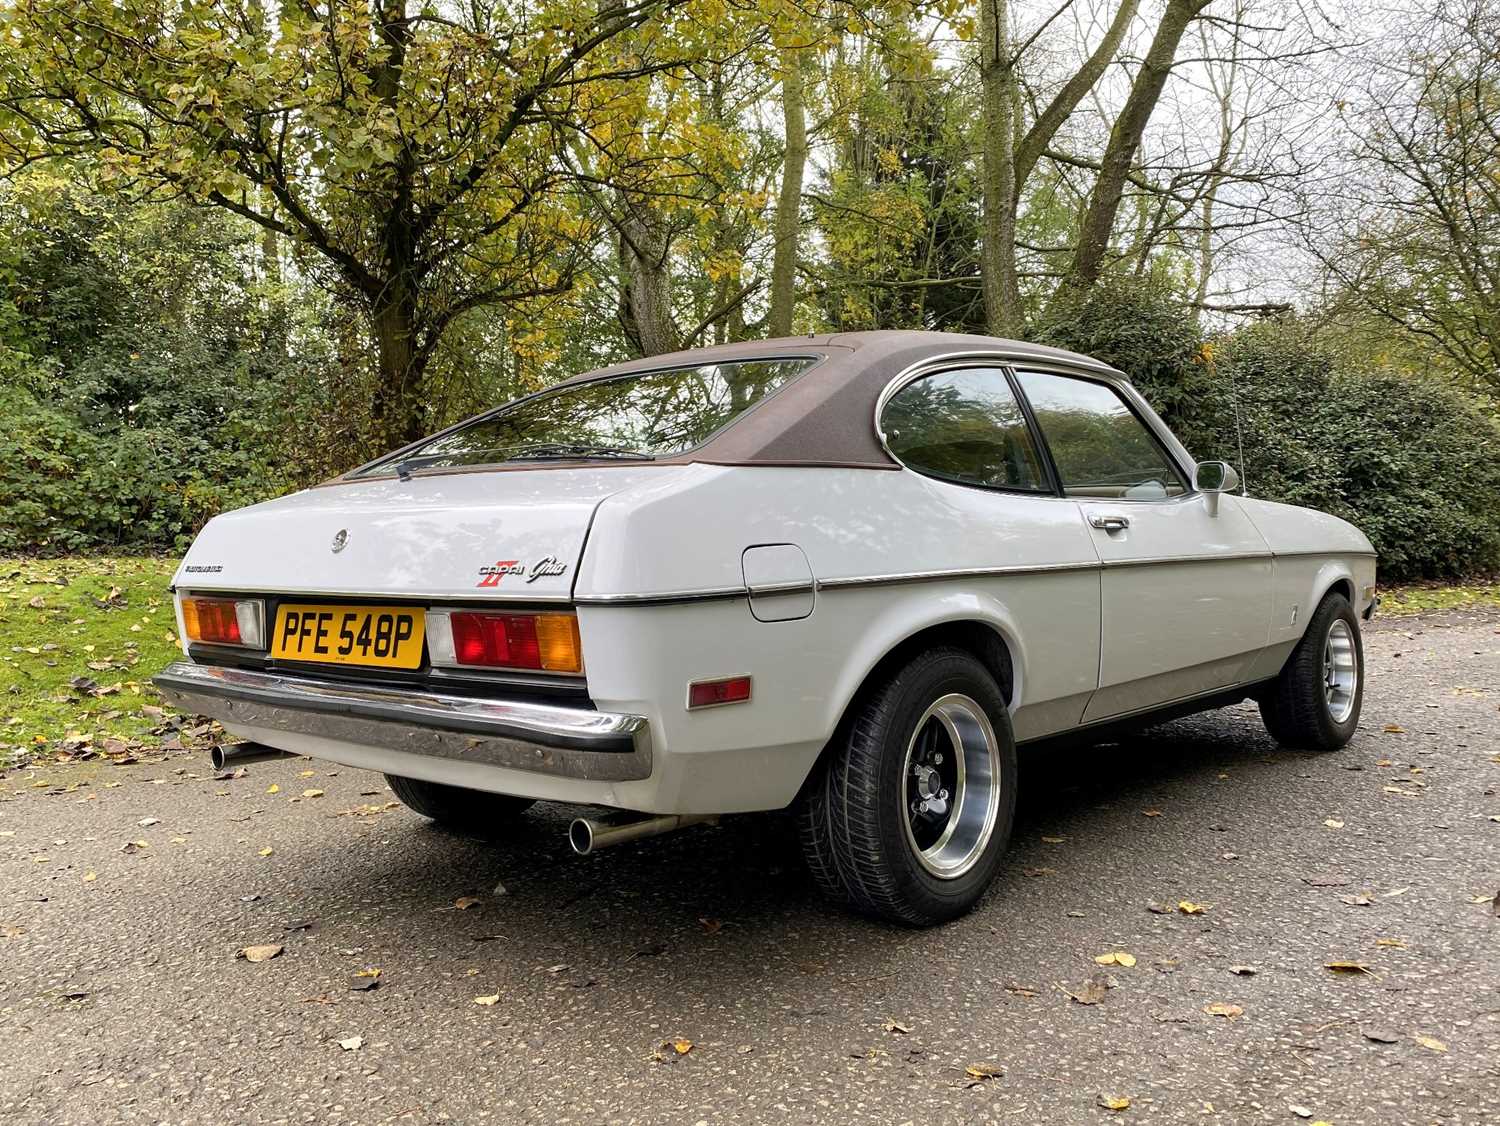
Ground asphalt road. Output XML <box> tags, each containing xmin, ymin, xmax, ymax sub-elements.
<box><xmin>2</xmin><ymin>614</ymin><xmax>1497</xmax><ymax>1125</ymax></box>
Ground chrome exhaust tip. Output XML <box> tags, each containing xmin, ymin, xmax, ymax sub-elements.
<box><xmin>568</xmin><ymin>812</ymin><xmax>715</xmax><ymax>855</ymax></box>
<box><xmin>209</xmin><ymin>742</ymin><xmax>298</xmax><ymax>772</ymax></box>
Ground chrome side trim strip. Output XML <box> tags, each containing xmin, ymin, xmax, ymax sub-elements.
<box><xmin>575</xmin><ymin>585</ymin><xmax>748</xmax><ymax>607</ymax></box>
<box><xmin>575</xmin><ymin>550</ymin><xmax>1372</xmax><ymax>606</ymax></box>
<box><xmin>152</xmin><ymin>661</ymin><xmax>652</xmax><ymax>781</ymax></box>
<box><xmin>1270</xmin><ymin>548</ymin><xmax>1379</xmax><ymax>559</ymax></box>
<box><xmin>1099</xmin><ymin>550</ymin><xmax>1272</xmax><ymax>568</ymax></box>
<box><xmin>817</xmin><ymin>560</ymin><xmax>1101</xmax><ymax>591</ymax></box>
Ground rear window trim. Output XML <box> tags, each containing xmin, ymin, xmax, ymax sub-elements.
<box><xmin>344</xmin><ymin>352</ymin><xmax>826</xmax><ymax>481</ymax></box>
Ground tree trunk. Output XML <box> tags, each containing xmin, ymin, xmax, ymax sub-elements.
<box><xmin>768</xmin><ymin>46</ymin><xmax>808</xmax><ymax>338</ymax></box>
<box><xmin>1061</xmin><ymin>0</ymin><xmax>1210</xmax><ymax>295</ymax></box>
<box><xmin>369</xmin><ymin>285</ymin><xmax>425</xmax><ymax>447</ymax></box>
<box><xmin>617</xmin><ymin>199</ymin><xmax>679</xmax><ymax>357</ymax></box>
<box><xmin>977</xmin><ymin>0</ymin><xmax>1022</xmax><ymax>336</ymax></box>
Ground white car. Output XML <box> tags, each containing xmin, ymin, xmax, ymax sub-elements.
<box><xmin>155</xmin><ymin>331</ymin><xmax>1376</xmax><ymax>924</ymax></box>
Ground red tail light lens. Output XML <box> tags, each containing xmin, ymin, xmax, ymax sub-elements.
<box><xmin>448</xmin><ymin>612</ymin><xmax>581</xmax><ymax>673</ymax></box>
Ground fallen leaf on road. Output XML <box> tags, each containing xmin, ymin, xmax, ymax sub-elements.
<box><xmin>1323</xmin><ymin>819</ymin><xmax>1344</xmax><ymax>830</ymax></box>
<box><xmin>1062</xmin><ymin>974</ymin><xmax>1111</xmax><ymax>1005</ymax></box>
<box><xmin>1041</xmin><ymin>835</ymin><xmax>1065</xmax><ymax>843</ymax></box>
<box><xmin>1382</xmin><ymin>887</ymin><xmax>1409</xmax><ymax>898</ymax></box>
<box><xmin>1376</xmin><ymin>937</ymin><xmax>1407</xmax><ymax>948</ymax></box>
<box><xmin>1228</xmin><ymin>965</ymin><xmax>1257</xmax><ymax>976</ymax></box>
<box><xmin>1</xmin><ymin>924</ymin><xmax>24</xmax><ymax>939</ymax></box>
<box><xmin>1178</xmin><ymin>900</ymin><xmax>1210</xmax><ymax>915</ymax></box>
<box><xmin>1147</xmin><ymin>901</ymin><xmax>1173</xmax><ymax>914</ymax></box>
<box><xmin>1094</xmin><ymin>951</ymin><xmax>1136</xmax><ymax>967</ymax></box>
<box><xmin>1203</xmin><ymin>1002</ymin><xmax>1243</xmax><ymax>1018</ymax></box>
<box><xmin>237</xmin><ymin>944</ymin><xmax>283</xmax><ymax>963</ymax></box>
<box><xmin>119</xmin><ymin>840</ymin><xmax>149</xmax><ymax>853</ymax></box>
<box><xmin>257</xmin><ymin>847</ymin><xmax>274</xmax><ymax>857</ymax></box>
<box><xmin>474</xmin><ymin>994</ymin><xmax>500</xmax><ymax>1006</ymax></box>
<box><xmin>349</xmin><ymin>969</ymin><xmax>381</xmax><ymax>991</ymax></box>
<box><xmin>1142</xmin><ymin>809</ymin><xmax>1162</xmax><ymax>817</ymax></box>
<box><xmin>136</xmin><ymin>817</ymin><xmax>160</xmax><ymax>827</ymax></box>
<box><xmin>299</xmin><ymin>770</ymin><xmax>316</xmax><ymax>778</ymax></box>
<box><xmin>1382</xmin><ymin>724</ymin><xmax>1404</xmax><ymax>734</ymax></box>
<box><xmin>698</xmin><ymin>916</ymin><xmax>723</xmax><ymax>934</ymax></box>
<box><xmin>883</xmin><ymin>1019</ymin><xmax>912</xmax><ymax>1034</ymax></box>
<box><xmin>1097</xmin><ymin>1094</ymin><xmax>1130</xmax><ymax>1111</ymax></box>
<box><xmin>1341</xmin><ymin>894</ymin><xmax>1373</xmax><ymax>908</ymax></box>
<box><xmin>1289</xmin><ymin>1107</ymin><xmax>1313</xmax><ymax>1119</ymax></box>
<box><xmin>965</xmin><ymin>1063</ymin><xmax>1003</xmax><ymax>1080</ymax></box>
<box><xmin>338</xmin><ymin>1036</ymin><xmax>362</xmax><ymax>1051</ymax></box>
<box><xmin>1414</xmin><ymin>1034</ymin><xmax>1447</xmax><ymax>1052</ymax></box>
<box><xmin>1302</xmin><ymin>873</ymin><xmax>1350</xmax><ymax>888</ymax></box>
<box><xmin>1363</xmin><ymin>1028</ymin><xmax>1400</xmax><ymax>1044</ymax></box>
<box><xmin>82</xmin><ymin>871</ymin><xmax>96</xmax><ymax>882</ymax></box>
<box><xmin>1325</xmin><ymin>961</ymin><xmax>1373</xmax><ymax>975</ymax></box>
<box><xmin>453</xmin><ymin>896</ymin><xmax>481</xmax><ymax>910</ymax></box>
<box><xmin>302</xmin><ymin>789</ymin><xmax>324</xmax><ymax>799</ymax></box>
<box><xmin>266</xmin><ymin>784</ymin><xmax>280</xmax><ymax>794</ymax></box>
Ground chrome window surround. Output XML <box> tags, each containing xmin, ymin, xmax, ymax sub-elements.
<box><xmin>872</xmin><ymin>350</ymin><xmax>1201</xmax><ymax>502</ymax></box>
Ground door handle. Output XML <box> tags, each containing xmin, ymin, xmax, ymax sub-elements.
<box><xmin>1090</xmin><ymin>514</ymin><xmax>1131</xmax><ymax>532</ymax></box>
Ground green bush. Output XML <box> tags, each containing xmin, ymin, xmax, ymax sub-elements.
<box><xmin>1035</xmin><ymin>281</ymin><xmax>1500</xmax><ymax>581</ymax></box>
<box><xmin>0</xmin><ymin>181</ymin><xmax>337</xmax><ymax>553</ymax></box>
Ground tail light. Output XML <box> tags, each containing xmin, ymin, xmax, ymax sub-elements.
<box><xmin>180</xmin><ymin>596</ymin><xmax>265</xmax><ymax>649</ymax></box>
<box><xmin>426</xmin><ymin>610</ymin><xmax>582</xmax><ymax>674</ymax></box>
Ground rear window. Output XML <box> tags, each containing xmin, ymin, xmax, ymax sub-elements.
<box><xmin>352</xmin><ymin>357</ymin><xmax>816</xmax><ymax>476</ymax></box>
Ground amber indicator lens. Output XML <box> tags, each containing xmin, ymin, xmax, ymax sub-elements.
<box><xmin>687</xmin><ymin>676</ymin><xmax>752</xmax><ymax>709</ymax></box>
<box><xmin>181</xmin><ymin>597</ymin><xmax>263</xmax><ymax>648</ymax></box>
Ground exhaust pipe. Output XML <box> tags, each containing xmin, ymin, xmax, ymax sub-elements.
<box><xmin>568</xmin><ymin>812</ymin><xmax>715</xmax><ymax>855</ymax></box>
<box><xmin>209</xmin><ymin>741</ymin><xmax>298</xmax><ymax>772</ymax></box>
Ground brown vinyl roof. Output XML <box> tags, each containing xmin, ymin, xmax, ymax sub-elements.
<box><xmin>556</xmin><ymin>330</ymin><xmax>1123</xmax><ymax>469</ymax></box>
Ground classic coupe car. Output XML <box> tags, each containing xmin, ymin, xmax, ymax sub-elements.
<box><xmin>155</xmin><ymin>331</ymin><xmax>1376</xmax><ymax>924</ymax></box>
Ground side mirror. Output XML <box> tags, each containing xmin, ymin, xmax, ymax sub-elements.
<box><xmin>1193</xmin><ymin>460</ymin><xmax>1240</xmax><ymax>517</ymax></box>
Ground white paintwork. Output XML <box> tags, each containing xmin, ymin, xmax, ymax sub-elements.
<box><xmin>172</xmin><ymin>466</ymin><xmax>677</xmax><ymax>602</ymax></box>
<box><xmin>175</xmin><ymin>364</ymin><xmax>1377</xmax><ymax>817</ymax></box>
<box><xmin>1079</xmin><ymin>493</ymin><xmax>1273</xmax><ymax>720</ymax></box>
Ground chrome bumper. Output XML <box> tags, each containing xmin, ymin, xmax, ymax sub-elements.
<box><xmin>152</xmin><ymin>661</ymin><xmax>652</xmax><ymax>782</ymax></box>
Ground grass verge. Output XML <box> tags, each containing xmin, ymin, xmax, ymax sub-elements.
<box><xmin>1</xmin><ymin>556</ymin><xmax>180</xmax><ymax>770</ymax></box>
<box><xmin>1378</xmin><ymin>581</ymin><xmax>1500</xmax><ymax>617</ymax></box>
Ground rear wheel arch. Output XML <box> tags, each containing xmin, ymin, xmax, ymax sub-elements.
<box><xmin>801</xmin><ymin>618</ymin><xmax>1018</xmax><ymax>801</ymax></box>
<box><xmin>850</xmin><ymin>619</ymin><xmax>1016</xmax><ymax>716</ymax></box>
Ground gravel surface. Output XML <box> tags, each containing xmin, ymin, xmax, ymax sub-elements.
<box><xmin>1</xmin><ymin>614</ymin><xmax>1497</xmax><ymax>1125</ymax></box>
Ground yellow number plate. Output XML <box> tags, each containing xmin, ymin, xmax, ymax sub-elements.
<box><xmin>271</xmin><ymin>605</ymin><xmax>425</xmax><ymax>669</ymax></box>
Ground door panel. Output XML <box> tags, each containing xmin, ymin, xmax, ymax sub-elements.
<box><xmin>1010</xmin><ymin>368</ymin><xmax>1272</xmax><ymax>723</ymax></box>
<box><xmin>1081</xmin><ymin>494</ymin><xmax>1272</xmax><ymax>721</ymax></box>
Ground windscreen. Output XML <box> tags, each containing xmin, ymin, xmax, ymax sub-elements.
<box><xmin>353</xmin><ymin>357</ymin><xmax>816</xmax><ymax>476</ymax></box>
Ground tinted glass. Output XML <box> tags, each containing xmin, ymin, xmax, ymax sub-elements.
<box><xmin>354</xmin><ymin>358</ymin><xmax>814</xmax><ymax>475</ymax></box>
<box><xmin>881</xmin><ymin>368</ymin><xmax>1046</xmax><ymax>491</ymax></box>
<box><xmin>1016</xmin><ymin>371</ymin><xmax>1185</xmax><ymax>499</ymax></box>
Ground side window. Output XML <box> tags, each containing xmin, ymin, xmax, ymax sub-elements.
<box><xmin>881</xmin><ymin>367</ymin><xmax>1048</xmax><ymax>492</ymax></box>
<box><xmin>1015</xmin><ymin>371</ymin><xmax>1186</xmax><ymax>500</ymax></box>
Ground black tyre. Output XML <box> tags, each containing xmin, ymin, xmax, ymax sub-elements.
<box><xmin>385</xmin><ymin>774</ymin><xmax>534</xmax><ymax>832</ymax></box>
<box><xmin>1259</xmin><ymin>591</ymin><xmax>1363</xmax><ymax>750</ymax></box>
<box><xmin>796</xmin><ymin>648</ymin><xmax>1018</xmax><ymax>926</ymax></box>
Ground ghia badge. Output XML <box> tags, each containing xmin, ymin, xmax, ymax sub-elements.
<box><xmin>475</xmin><ymin>556</ymin><xmax>568</xmax><ymax>588</ymax></box>
<box><xmin>330</xmin><ymin>529</ymin><xmax>349</xmax><ymax>554</ymax></box>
